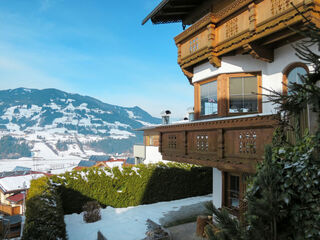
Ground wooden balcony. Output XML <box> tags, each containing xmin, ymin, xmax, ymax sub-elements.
<box><xmin>154</xmin><ymin>114</ymin><xmax>278</xmax><ymax>173</ymax></box>
<box><xmin>175</xmin><ymin>0</ymin><xmax>320</xmax><ymax>81</ymax></box>
<box><xmin>0</xmin><ymin>204</ymin><xmax>20</xmax><ymax>216</ymax></box>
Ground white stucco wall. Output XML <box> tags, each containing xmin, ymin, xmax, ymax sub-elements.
<box><xmin>144</xmin><ymin>146</ymin><xmax>170</xmax><ymax>164</ymax></box>
<box><xmin>212</xmin><ymin>168</ymin><xmax>222</xmax><ymax>208</ymax></box>
<box><xmin>193</xmin><ymin>41</ymin><xmax>318</xmax><ymax>114</ymax></box>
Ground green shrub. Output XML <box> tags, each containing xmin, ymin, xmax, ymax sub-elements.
<box><xmin>23</xmin><ymin>177</ymin><xmax>67</xmax><ymax>240</ymax></box>
<box><xmin>83</xmin><ymin>201</ymin><xmax>101</xmax><ymax>223</ymax></box>
<box><xmin>23</xmin><ymin>163</ymin><xmax>212</xmax><ymax>239</ymax></box>
<box><xmin>29</xmin><ymin>163</ymin><xmax>212</xmax><ymax>214</ymax></box>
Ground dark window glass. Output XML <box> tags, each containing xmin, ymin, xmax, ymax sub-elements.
<box><xmin>229</xmin><ymin>76</ymin><xmax>257</xmax><ymax>113</ymax></box>
<box><xmin>201</xmin><ymin>81</ymin><xmax>218</xmax><ymax>115</ymax></box>
<box><xmin>229</xmin><ymin>175</ymin><xmax>240</xmax><ymax>207</ymax></box>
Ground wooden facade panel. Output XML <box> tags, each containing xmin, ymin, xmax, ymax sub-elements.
<box><xmin>174</xmin><ymin>0</ymin><xmax>317</xmax><ymax>72</ymax></box>
<box><xmin>188</xmin><ymin>130</ymin><xmax>218</xmax><ymax>154</ymax></box>
<box><xmin>217</xmin><ymin>10</ymin><xmax>249</xmax><ymax>44</ymax></box>
<box><xmin>156</xmin><ymin>115</ymin><xmax>278</xmax><ymax>172</ymax></box>
<box><xmin>180</xmin><ymin>29</ymin><xmax>209</xmax><ymax>60</ymax></box>
<box><xmin>223</xmin><ymin>127</ymin><xmax>274</xmax><ymax>159</ymax></box>
<box><xmin>162</xmin><ymin>132</ymin><xmax>185</xmax><ymax>155</ymax></box>
<box><xmin>256</xmin><ymin>0</ymin><xmax>304</xmax><ymax>25</ymax></box>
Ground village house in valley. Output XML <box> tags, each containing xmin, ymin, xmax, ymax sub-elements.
<box><xmin>0</xmin><ymin>170</ymin><xmax>47</xmax><ymax>216</ymax></box>
<box><xmin>142</xmin><ymin>0</ymin><xmax>319</xmax><ymax>212</ymax></box>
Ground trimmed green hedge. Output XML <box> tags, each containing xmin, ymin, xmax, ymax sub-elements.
<box><xmin>51</xmin><ymin>163</ymin><xmax>212</xmax><ymax>214</ymax></box>
<box><xmin>23</xmin><ymin>177</ymin><xmax>67</xmax><ymax>240</ymax></box>
<box><xmin>24</xmin><ymin>163</ymin><xmax>212</xmax><ymax>238</ymax></box>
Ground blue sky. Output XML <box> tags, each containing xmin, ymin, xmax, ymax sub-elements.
<box><xmin>0</xmin><ymin>0</ymin><xmax>193</xmax><ymax>118</ymax></box>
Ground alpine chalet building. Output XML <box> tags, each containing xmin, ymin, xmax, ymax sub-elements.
<box><xmin>142</xmin><ymin>0</ymin><xmax>319</xmax><ymax>211</ymax></box>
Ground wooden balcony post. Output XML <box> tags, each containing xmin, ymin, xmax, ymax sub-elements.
<box><xmin>217</xmin><ymin>74</ymin><xmax>228</xmax><ymax>117</ymax></box>
<box><xmin>183</xmin><ymin>131</ymin><xmax>188</xmax><ymax>155</ymax></box>
<box><xmin>159</xmin><ymin>132</ymin><xmax>162</xmax><ymax>153</ymax></box>
<box><xmin>217</xmin><ymin>129</ymin><xmax>224</xmax><ymax>159</ymax></box>
<box><xmin>248</xmin><ymin>3</ymin><xmax>256</xmax><ymax>32</ymax></box>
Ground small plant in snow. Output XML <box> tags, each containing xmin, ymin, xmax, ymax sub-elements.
<box><xmin>83</xmin><ymin>201</ymin><xmax>101</xmax><ymax>223</ymax></box>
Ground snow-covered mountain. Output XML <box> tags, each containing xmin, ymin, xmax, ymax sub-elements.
<box><xmin>0</xmin><ymin>88</ymin><xmax>160</xmax><ymax>159</ymax></box>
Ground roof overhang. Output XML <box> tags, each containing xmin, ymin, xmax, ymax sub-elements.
<box><xmin>142</xmin><ymin>0</ymin><xmax>208</xmax><ymax>25</ymax></box>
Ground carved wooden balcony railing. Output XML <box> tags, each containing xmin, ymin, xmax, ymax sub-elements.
<box><xmin>175</xmin><ymin>0</ymin><xmax>320</xmax><ymax>81</ymax></box>
<box><xmin>155</xmin><ymin>114</ymin><xmax>278</xmax><ymax>173</ymax></box>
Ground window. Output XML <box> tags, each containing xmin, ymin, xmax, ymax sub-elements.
<box><xmin>283</xmin><ymin>63</ymin><xmax>308</xmax><ymax>95</ymax></box>
<box><xmin>229</xmin><ymin>76</ymin><xmax>258</xmax><ymax>113</ymax></box>
<box><xmin>225</xmin><ymin>173</ymin><xmax>240</xmax><ymax>208</ymax></box>
<box><xmin>223</xmin><ymin>172</ymin><xmax>246</xmax><ymax>210</ymax></box>
<box><xmin>200</xmin><ymin>81</ymin><xmax>218</xmax><ymax>116</ymax></box>
<box><xmin>194</xmin><ymin>72</ymin><xmax>261</xmax><ymax>120</ymax></box>
<box><xmin>283</xmin><ymin>63</ymin><xmax>309</xmax><ymax>139</ymax></box>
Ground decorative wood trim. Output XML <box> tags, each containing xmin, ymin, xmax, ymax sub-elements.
<box><xmin>172</xmin><ymin>0</ymin><xmax>317</xmax><ymax>82</ymax></box>
<box><xmin>155</xmin><ymin>114</ymin><xmax>278</xmax><ymax>132</ymax></box>
<box><xmin>157</xmin><ymin>114</ymin><xmax>277</xmax><ymax>172</ymax></box>
<box><xmin>175</xmin><ymin>13</ymin><xmax>215</xmax><ymax>44</ymax></box>
<box><xmin>208</xmin><ymin>53</ymin><xmax>222</xmax><ymax>67</ymax></box>
<box><xmin>213</xmin><ymin>0</ymin><xmax>253</xmax><ymax>22</ymax></box>
<box><xmin>217</xmin><ymin>74</ymin><xmax>228</xmax><ymax>117</ymax></box>
<box><xmin>243</xmin><ymin>42</ymin><xmax>274</xmax><ymax>62</ymax></box>
<box><xmin>182</xmin><ymin>68</ymin><xmax>193</xmax><ymax>84</ymax></box>
<box><xmin>248</xmin><ymin>2</ymin><xmax>257</xmax><ymax>32</ymax></box>
<box><xmin>215</xmin><ymin>3</ymin><xmax>314</xmax><ymax>55</ymax></box>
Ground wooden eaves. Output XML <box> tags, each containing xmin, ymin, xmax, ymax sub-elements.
<box><xmin>142</xmin><ymin>0</ymin><xmax>208</xmax><ymax>25</ymax></box>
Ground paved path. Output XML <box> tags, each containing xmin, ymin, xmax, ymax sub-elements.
<box><xmin>167</xmin><ymin>222</ymin><xmax>206</xmax><ymax>240</ymax></box>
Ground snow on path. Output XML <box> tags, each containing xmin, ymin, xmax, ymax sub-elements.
<box><xmin>65</xmin><ymin>194</ymin><xmax>212</xmax><ymax>240</ymax></box>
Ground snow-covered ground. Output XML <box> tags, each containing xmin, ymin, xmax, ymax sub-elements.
<box><xmin>65</xmin><ymin>194</ymin><xmax>212</xmax><ymax>240</ymax></box>
<box><xmin>0</xmin><ymin>157</ymin><xmax>81</xmax><ymax>173</ymax></box>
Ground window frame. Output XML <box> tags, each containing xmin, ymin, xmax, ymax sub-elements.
<box><xmin>199</xmin><ymin>77</ymin><xmax>219</xmax><ymax>118</ymax></box>
<box><xmin>282</xmin><ymin>62</ymin><xmax>309</xmax><ymax>95</ymax></box>
<box><xmin>223</xmin><ymin>172</ymin><xmax>242</xmax><ymax>210</ymax></box>
<box><xmin>194</xmin><ymin>72</ymin><xmax>262</xmax><ymax>120</ymax></box>
<box><xmin>227</xmin><ymin>72</ymin><xmax>262</xmax><ymax>116</ymax></box>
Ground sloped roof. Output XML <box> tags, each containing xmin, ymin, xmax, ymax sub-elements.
<box><xmin>7</xmin><ymin>193</ymin><xmax>24</xmax><ymax>203</ymax></box>
<box><xmin>0</xmin><ymin>173</ymin><xmax>45</xmax><ymax>193</ymax></box>
<box><xmin>13</xmin><ymin>166</ymin><xmax>31</xmax><ymax>172</ymax></box>
<box><xmin>142</xmin><ymin>0</ymin><xmax>207</xmax><ymax>25</ymax></box>
<box><xmin>78</xmin><ymin>160</ymin><xmax>96</xmax><ymax>167</ymax></box>
<box><xmin>125</xmin><ymin>158</ymin><xmax>135</xmax><ymax>164</ymax></box>
<box><xmin>89</xmin><ymin>155</ymin><xmax>112</xmax><ymax>162</ymax></box>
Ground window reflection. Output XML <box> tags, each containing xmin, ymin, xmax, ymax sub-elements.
<box><xmin>287</xmin><ymin>67</ymin><xmax>307</xmax><ymax>95</ymax></box>
<box><xmin>201</xmin><ymin>81</ymin><xmax>218</xmax><ymax>115</ymax></box>
<box><xmin>229</xmin><ymin>76</ymin><xmax>258</xmax><ymax>113</ymax></box>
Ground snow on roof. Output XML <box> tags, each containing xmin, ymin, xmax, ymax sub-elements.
<box><xmin>13</xmin><ymin>166</ymin><xmax>32</xmax><ymax>172</ymax></box>
<box><xmin>0</xmin><ymin>173</ymin><xmax>45</xmax><ymax>193</ymax></box>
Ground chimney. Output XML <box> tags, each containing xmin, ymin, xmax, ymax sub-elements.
<box><xmin>160</xmin><ymin>110</ymin><xmax>171</xmax><ymax>125</ymax></box>
<box><xmin>187</xmin><ymin>107</ymin><xmax>194</xmax><ymax>122</ymax></box>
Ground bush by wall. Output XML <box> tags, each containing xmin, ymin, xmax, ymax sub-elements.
<box><xmin>29</xmin><ymin>163</ymin><xmax>212</xmax><ymax>214</ymax></box>
<box><xmin>23</xmin><ymin>163</ymin><xmax>212</xmax><ymax>239</ymax></box>
<box><xmin>22</xmin><ymin>177</ymin><xmax>67</xmax><ymax>240</ymax></box>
